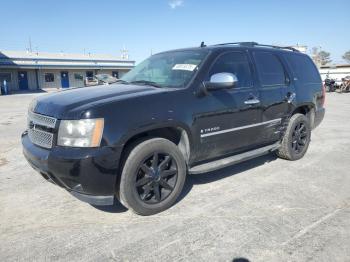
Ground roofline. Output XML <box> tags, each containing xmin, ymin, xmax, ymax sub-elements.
<box><xmin>0</xmin><ymin>65</ymin><xmax>134</xmax><ymax>70</ymax></box>
<box><xmin>155</xmin><ymin>43</ymin><xmax>304</xmax><ymax>56</ymax></box>
<box><xmin>0</xmin><ymin>56</ymin><xmax>135</xmax><ymax>64</ymax></box>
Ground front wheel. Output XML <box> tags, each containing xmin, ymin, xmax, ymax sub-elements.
<box><xmin>119</xmin><ymin>138</ymin><xmax>187</xmax><ymax>216</ymax></box>
<box><xmin>276</xmin><ymin>113</ymin><xmax>311</xmax><ymax>161</ymax></box>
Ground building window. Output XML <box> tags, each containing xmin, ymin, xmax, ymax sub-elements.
<box><xmin>74</xmin><ymin>73</ymin><xmax>84</xmax><ymax>80</ymax></box>
<box><xmin>112</xmin><ymin>71</ymin><xmax>119</xmax><ymax>78</ymax></box>
<box><xmin>44</xmin><ymin>73</ymin><xmax>55</xmax><ymax>82</ymax></box>
<box><xmin>86</xmin><ymin>71</ymin><xmax>94</xmax><ymax>78</ymax></box>
<box><xmin>0</xmin><ymin>73</ymin><xmax>12</xmax><ymax>83</ymax></box>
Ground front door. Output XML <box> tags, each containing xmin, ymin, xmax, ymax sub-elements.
<box><xmin>60</xmin><ymin>71</ymin><xmax>69</xmax><ymax>88</ymax></box>
<box><xmin>18</xmin><ymin>71</ymin><xmax>28</xmax><ymax>90</ymax></box>
<box><xmin>193</xmin><ymin>51</ymin><xmax>262</xmax><ymax>162</ymax></box>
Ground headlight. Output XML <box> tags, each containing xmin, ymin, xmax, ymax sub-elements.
<box><xmin>58</xmin><ymin>118</ymin><xmax>104</xmax><ymax>147</ymax></box>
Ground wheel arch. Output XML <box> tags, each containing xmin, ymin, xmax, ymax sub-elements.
<box><xmin>119</xmin><ymin>123</ymin><xmax>192</xmax><ymax>165</ymax></box>
<box><xmin>291</xmin><ymin>103</ymin><xmax>316</xmax><ymax>128</ymax></box>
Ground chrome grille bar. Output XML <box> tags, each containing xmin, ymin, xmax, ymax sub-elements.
<box><xmin>28</xmin><ymin>111</ymin><xmax>57</xmax><ymax>128</ymax></box>
<box><xmin>27</xmin><ymin>111</ymin><xmax>57</xmax><ymax>149</ymax></box>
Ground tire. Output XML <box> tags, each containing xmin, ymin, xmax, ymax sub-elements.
<box><xmin>119</xmin><ymin>138</ymin><xmax>187</xmax><ymax>215</ymax></box>
<box><xmin>276</xmin><ymin>113</ymin><xmax>311</xmax><ymax>161</ymax></box>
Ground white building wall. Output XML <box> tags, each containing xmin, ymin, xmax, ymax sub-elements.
<box><xmin>1</xmin><ymin>68</ymin><xmax>132</xmax><ymax>91</ymax></box>
<box><xmin>0</xmin><ymin>69</ymin><xmax>18</xmax><ymax>91</ymax></box>
<box><xmin>26</xmin><ymin>70</ymin><xmax>38</xmax><ymax>90</ymax></box>
<box><xmin>0</xmin><ymin>69</ymin><xmax>38</xmax><ymax>91</ymax></box>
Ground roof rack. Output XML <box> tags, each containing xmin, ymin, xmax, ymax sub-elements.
<box><xmin>213</xmin><ymin>42</ymin><xmax>300</xmax><ymax>52</ymax></box>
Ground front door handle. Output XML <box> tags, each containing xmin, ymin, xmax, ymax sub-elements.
<box><xmin>244</xmin><ymin>98</ymin><xmax>260</xmax><ymax>105</ymax></box>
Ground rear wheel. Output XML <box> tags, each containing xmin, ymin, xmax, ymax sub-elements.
<box><xmin>277</xmin><ymin>113</ymin><xmax>311</xmax><ymax>160</ymax></box>
<box><xmin>119</xmin><ymin>138</ymin><xmax>186</xmax><ymax>215</ymax></box>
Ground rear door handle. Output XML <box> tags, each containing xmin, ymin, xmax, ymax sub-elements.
<box><xmin>244</xmin><ymin>98</ymin><xmax>260</xmax><ymax>105</ymax></box>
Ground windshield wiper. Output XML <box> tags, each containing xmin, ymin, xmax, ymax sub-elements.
<box><xmin>130</xmin><ymin>80</ymin><xmax>163</xmax><ymax>88</ymax></box>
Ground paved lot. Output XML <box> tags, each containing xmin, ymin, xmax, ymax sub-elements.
<box><xmin>0</xmin><ymin>92</ymin><xmax>349</xmax><ymax>262</ymax></box>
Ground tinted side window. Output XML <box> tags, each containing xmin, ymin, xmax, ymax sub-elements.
<box><xmin>284</xmin><ymin>54</ymin><xmax>321</xmax><ymax>84</ymax></box>
<box><xmin>209</xmin><ymin>52</ymin><xmax>253</xmax><ymax>88</ymax></box>
<box><xmin>253</xmin><ymin>52</ymin><xmax>286</xmax><ymax>86</ymax></box>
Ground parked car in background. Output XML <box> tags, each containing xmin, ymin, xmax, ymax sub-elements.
<box><xmin>22</xmin><ymin>42</ymin><xmax>325</xmax><ymax>215</ymax></box>
<box><xmin>340</xmin><ymin>76</ymin><xmax>350</xmax><ymax>93</ymax></box>
<box><xmin>84</xmin><ymin>74</ymin><xmax>118</xmax><ymax>86</ymax></box>
<box><xmin>84</xmin><ymin>76</ymin><xmax>99</xmax><ymax>86</ymax></box>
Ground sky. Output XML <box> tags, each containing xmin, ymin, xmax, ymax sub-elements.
<box><xmin>0</xmin><ymin>0</ymin><xmax>349</xmax><ymax>64</ymax></box>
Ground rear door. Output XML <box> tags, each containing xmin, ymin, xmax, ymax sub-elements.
<box><xmin>193</xmin><ymin>51</ymin><xmax>262</xmax><ymax>162</ymax></box>
<box><xmin>251</xmin><ymin>51</ymin><xmax>293</xmax><ymax>144</ymax></box>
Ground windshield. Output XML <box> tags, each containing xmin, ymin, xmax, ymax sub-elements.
<box><xmin>121</xmin><ymin>50</ymin><xmax>209</xmax><ymax>88</ymax></box>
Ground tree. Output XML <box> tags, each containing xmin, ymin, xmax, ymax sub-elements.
<box><xmin>343</xmin><ymin>51</ymin><xmax>350</xmax><ymax>63</ymax></box>
<box><xmin>318</xmin><ymin>51</ymin><xmax>331</xmax><ymax>65</ymax></box>
<box><xmin>311</xmin><ymin>47</ymin><xmax>332</xmax><ymax>67</ymax></box>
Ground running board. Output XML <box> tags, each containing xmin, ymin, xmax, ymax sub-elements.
<box><xmin>188</xmin><ymin>142</ymin><xmax>280</xmax><ymax>174</ymax></box>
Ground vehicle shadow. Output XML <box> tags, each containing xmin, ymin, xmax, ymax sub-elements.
<box><xmin>232</xmin><ymin>258</ymin><xmax>250</xmax><ymax>262</ymax></box>
<box><xmin>177</xmin><ymin>152</ymin><xmax>278</xmax><ymax>204</ymax></box>
<box><xmin>92</xmin><ymin>152</ymin><xmax>277</xmax><ymax>214</ymax></box>
<box><xmin>90</xmin><ymin>200</ymin><xmax>128</xmax><ymax>213</ymax></box>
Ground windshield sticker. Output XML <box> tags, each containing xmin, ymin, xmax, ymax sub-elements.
<box><xmin>172</xmin><ymin>64</ymin><xmax>197</xmax><ymax>71</ymax></box>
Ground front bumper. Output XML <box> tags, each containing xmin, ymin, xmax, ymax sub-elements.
<box><xmin>22</xmin><ymin>132</ymin><xmax>122</xmax><ymax>205</ymax></box>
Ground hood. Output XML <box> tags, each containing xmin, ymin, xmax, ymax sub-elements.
<box><xmin>33</xmin><ymin>84</ymin><xmax>164</xmax><ymax>119</ymax></box>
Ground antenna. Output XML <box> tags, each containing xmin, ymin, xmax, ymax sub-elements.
<box><xmin>28</xmin><ymin>37</ymin><xmax>33</xmax><ymax>52</ymax></box>
<box><xmin>121</xmin><ymin>46</ymin><xmax>129</xmax><ymax>60</ymax></box>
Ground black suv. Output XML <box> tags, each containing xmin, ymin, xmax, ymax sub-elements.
<box><xmin>22</xmin><ymin>42</ymin><xmax>325</xmax><ymax>215</ymax></box>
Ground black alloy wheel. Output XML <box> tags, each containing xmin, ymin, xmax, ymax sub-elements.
<box><xmin>135</xmin><ymin>152</ymin><xmax>178</xmax><ymax>204</ymax></box>
<box><xmin>276</xmin><ymin>113</ymin><xmax>311</xmax><ymax>161</ymax></box>
<box><xmin>119</xmin><ymin>138</ymin><xmax>187</xmax><ymax>215</ymax></box>
<box><xmin>291</xmin><ymin>122</ymin><xmax>308</xmax><ymax>154</ymax></box>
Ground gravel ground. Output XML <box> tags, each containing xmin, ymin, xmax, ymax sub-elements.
<box><xmin>0</xmin><ymin>92</ymin><xmax>349</xmax><ymax>262</ymax></box>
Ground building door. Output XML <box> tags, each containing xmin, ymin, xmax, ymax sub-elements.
<box><xmin>18</xmin><ymin>71</ymin><xmax>28</xmax><ymax>90</ymax></box>
<box><xmin>112</xmin><ymin>71</ymin><xmax>119</xmax><ymax>78</ymax></box>
<box><xmin>60</xmin><ymin>71</ymin><xmax>69</xmax><ymax>88</ymax></box>
<box><xmin>86</xmin><ymin>71</ymin><xmax>94</xmax><ymax>78</ymax></box>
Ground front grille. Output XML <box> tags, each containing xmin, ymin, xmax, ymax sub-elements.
<box><xmin>28</xmin><ymin>128</ymin><xmax>54</xmax><ymax>149</ymax></box>
<box><xmin>28</xmin><ymin>111</ymin><xmax>57</xmax><ymax>128</ymax></box>
<box><xmin>27</xmin><ymin>112</ymin><xmax>57</xmax><ymax>149</ymax></box>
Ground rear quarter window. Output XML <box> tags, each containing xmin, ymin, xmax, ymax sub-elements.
<box><xmin>283</xmin><ymin>54</ymin><xmax>321</xmax><ymax>84</ymax></box>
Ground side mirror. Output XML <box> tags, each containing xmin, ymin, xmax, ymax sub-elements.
<box><xmin>204</xmin><ymin>73</ymin><xmax>238</xmax><ymax>91</ymax></box>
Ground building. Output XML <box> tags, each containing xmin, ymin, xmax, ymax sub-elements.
<box><xmin>291</xmin><ymin>45</ymin><xmax>307</xmax><ymax>53</ymax></box>
<box><xmin>0</xmin><ymin>50</ymin><xmax>135</xmax><ymax>92</ymax></box>
<box><xmin>319</xmin><ymin>64</ymin><xmax>350</xmax><ymax>84</ymax></box>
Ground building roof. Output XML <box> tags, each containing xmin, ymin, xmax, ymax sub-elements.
<box><xmin>0</xmin><ymin>50</ymin><xmax>135</xmax><ymax>70</ymax></box>
<box><xmin>320</xmin><ymin>64</ymin><xmax>350</xmax><ymax>69</ymax></box>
